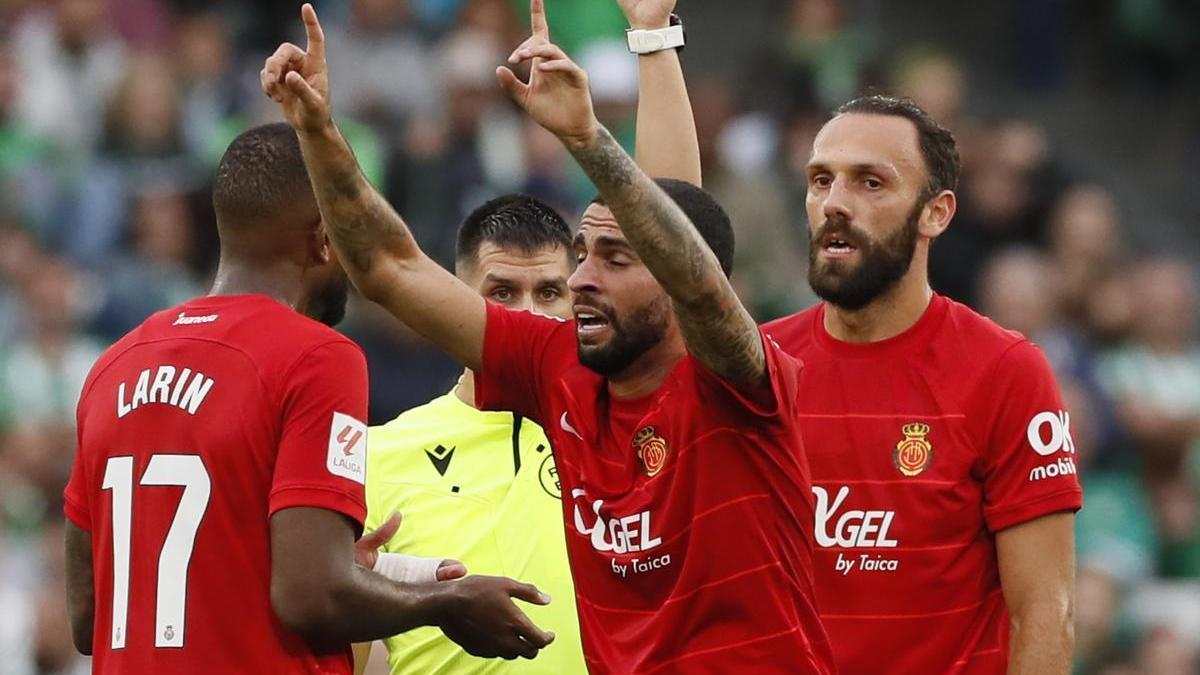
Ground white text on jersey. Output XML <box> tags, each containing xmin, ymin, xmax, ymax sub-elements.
<box><xmin>813</xmin><ymin>485</ymin><xmax>898</xmax><ymax>548</ymax></box>
<box><xmin>571</xmin><ymin>489</ymin><xmax>662</xmax><ymax>554</ymax></box>
<box><xmin>172</xmin><ymin>312</ymin><xmax>219</xmax><ymax>326</ymax></box>
<box><xmin>117</xmin><ymin>366</ymin><xmax>215</xmax><ymax>418</ymax></box>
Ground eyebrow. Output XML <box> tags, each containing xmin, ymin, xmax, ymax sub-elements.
<box><xmin>482</xmin><ymin>273</ymin><xmax>569</xmax><ymax>287</ymax></box>
<box><xmin>574</xmin><ymin>232</ymin><xmax>635</xmax><ymax>253</ymax></box>
<box><xmin>806</xmin><ymin>161</ymin><xmax>900</xmax><ymax>178</ymax></box>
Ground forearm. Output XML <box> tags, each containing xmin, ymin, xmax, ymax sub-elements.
<box><xmin>1008</xmin><ymin>604</ymin><xmax>1074</xmax><ymax>675</ymax></box>
<box><xmin>568</xmin><ymin>125</ymin><xmax>716</xmax><ymax>300</ymax></box>
<box><xmin>332</xmin><ymin>566</ymin><xmax>449</xmax><ymax>643</ymax></box>
<box><xmin>64</xmin><ymin>522</ymin><xmax>94</xmax><ymax>655</ymax></box>
<box><xmin>295</xmin><ymin>121</ymin><xmax>422</xmax><ymax>298</ymax></box>
<box><xmin>565</xmin><ymin>126</ymin><xmax>764</xmax><ymax>386</ymax></box>
<box><xmin>634</xmin><ymin>48</ymin><xmax>701</xmax><ymax>185</ymax></box>
<box><xmin>289</xmin><ymin>566</ymin><xmax>447</xmax><ymax>645</ymax></box>
<box><xmin>295</xmin><ymin>120</ymin><xmax>486</xmax><ymax>369</ymax></box>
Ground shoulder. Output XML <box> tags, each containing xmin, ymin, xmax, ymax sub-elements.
<box><xmin>939</xmin><ymin>296</ymin><xmax>1027</xmax><ymax>354</ymax></box>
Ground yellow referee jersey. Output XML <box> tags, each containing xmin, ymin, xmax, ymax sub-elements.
<box><xmin>365</xmin><ymin>391</ymin><xmax>585</xmax><ymax>674</ymax></box>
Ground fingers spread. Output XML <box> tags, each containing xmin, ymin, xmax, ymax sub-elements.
<box><xmin>507</xmin><ymin>580</ymin><xmax>551</xmax><ymax>606</ymax></box>
<box><xmin>510</xmin><ymin>609</ymin><xmax>556</xmax><ymax>649</ymax></box>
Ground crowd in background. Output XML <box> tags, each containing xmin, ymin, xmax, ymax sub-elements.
<box><xmin>0</xmin><ymin>0</ymin><xmax>1197</xmax><ymax>673</ymax></box>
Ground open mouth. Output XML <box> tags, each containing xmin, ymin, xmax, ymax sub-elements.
<box><xmin>819</xmin><ymin>233</ymin><xmax>859</xmax><ymax>257</ymax></box>
<box><xmin>574</xmin><ymin>307</ymin><xmax>611</xmax><ymax>338</ymax></box>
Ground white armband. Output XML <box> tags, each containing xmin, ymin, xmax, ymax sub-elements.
<box><xmin>626</xmin><ymin>24</ymin><xmax>686</xmax><ymax>55</ymax></box>
<box><xmin>372</xmin><ymin>552</ymin><xmax>443</xmax><ymax>584</ymax></box>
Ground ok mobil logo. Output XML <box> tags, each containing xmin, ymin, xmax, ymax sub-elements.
<box><xmin>571</xmin><ymin>489</ymin><xmax>662</xmax><ymax>554</ymax></box>
<box><xmin>812</xmin><ymin>486</ymin><xmax>898</xmax><ymax>548</ymax></box>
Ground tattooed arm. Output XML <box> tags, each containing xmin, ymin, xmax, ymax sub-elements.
<box><xmin>498</xmin><ymin>43</ymin><xmax>766</xmax><ymax>393</ymax></box>
<box><xmin>262</xmin><ymin>5</ymin><xmax>485</xmax><ymax>370</ymax></box>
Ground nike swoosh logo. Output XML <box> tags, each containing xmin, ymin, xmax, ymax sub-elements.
<box><xmin>560</xmin><ymin>412</ymin><xmax>583</xmax><ymax>440</ymax></box>
<box><xmin>425</xmin><ymin>445</ymin><xmax>455</xmax><ymax>476</ymax></box>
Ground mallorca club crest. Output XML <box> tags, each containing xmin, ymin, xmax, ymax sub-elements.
<box><xmin>633</xmin><ymin>426</ymin><xmax>670</xmax><ymax>477</ymax></box>
<box><xmin>894</xmin><ymin>422</ymin><xmax>933</xmax><ymax>477</ymax></box>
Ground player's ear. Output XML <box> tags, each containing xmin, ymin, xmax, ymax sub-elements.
<box><xmin>918</xmin><ymin>190</ymin><xmax>955</xmax><ymax>240</ymax></box>
<box><xmin>308</xmin><ymin>217</ymin><xmax>333</xmax><ymax>265</ymax></box>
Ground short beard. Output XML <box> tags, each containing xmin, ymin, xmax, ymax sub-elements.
<box><xmin>807</xmin><ymin>202</ymin><xmax>921</xmax><ymax>311</ymax></box>
<box><xmin>577</xmin><ymin>295</ymin><xmax>671</xmax><ymax>377</ymax></box>
<box><xmin>313</xmin><ymin>273</ymin><xmax>350</xmax><ymax>327</ymax></box>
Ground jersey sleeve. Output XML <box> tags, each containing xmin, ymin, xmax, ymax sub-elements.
<box><xmin>270</xmin><ymin>340</ymin><xmax>370</xmax><ymax>533</ymax></box>
<box><xmin>63</xmin><ymin>384</ymin><xmax>95</xmax><ymax>530</ymax></box>
<box><xmin>690</xmin><ymin>330</ymin><xmax>803</xmax><ymax>427</ymax></box>
<box><xmin>63</xmin><ymin>426</ymin><xmax>91</xmax><ymax>530</ymax></box>
<box><xmin>474</xmin><ymin>302</ymin><xmax>571</xmax><ymax>424</ymax></box>
<box><xmin>975</xmin><ymin>340</ymin><xmax>1083</xmax><ymax>532</ymax></box>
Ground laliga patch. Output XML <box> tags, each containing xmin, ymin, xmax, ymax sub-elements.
<box><xmin>327</xmin><ymin>411</ymin><xmax>367</xmax><ymax>484</ymax></box>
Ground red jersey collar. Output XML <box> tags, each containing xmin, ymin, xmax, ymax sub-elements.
<box><xmin>812</xmin><ymin>293</ymin><xmax>950</xmax><ymax>358</ymax></box>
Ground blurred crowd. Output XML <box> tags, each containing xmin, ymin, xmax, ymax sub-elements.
<box><xmin>0</xmin><ymin>0</ymin><xmax>1196</xmax><ymax>673</ymax></box>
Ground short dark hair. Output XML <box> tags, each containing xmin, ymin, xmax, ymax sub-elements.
<box><xmin>835</xmin><ymin>94</ymin><xmax>961</xmax><ymax>200</ymax></box>
<box><xmin>213</xmin><ymin>123</ymin><xmax>314</xmax><ymax>226</ymax></box>
<box><xmin>591</xmin><ymin>178</ymin><xmax>735</xmax><ymax>278</ymax></box>
<box><xmin>456</xmin><ymin>194</ymin><xmax>572</xmax><ymax>271</ymax></box>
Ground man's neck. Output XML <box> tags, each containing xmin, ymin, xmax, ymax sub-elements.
<box><xmin>607</xmin><ymin>333</ymin><xmax>687</xmax><ymax>399</ymax></box>
<box><xmin>208</xmin><ymin>261</ymin><xmax>303</xmax><ymax>314</ymax></box>
<box><xmin>823</xmin><ymin>271</ymin><xmax>934</xmax><ymax>344</ymax></box>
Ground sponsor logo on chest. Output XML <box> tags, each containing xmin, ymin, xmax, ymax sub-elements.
<box><xmin>813</xmin><ymin>485</ymin><xmax>901</xmax><ymax>576</ymax></box>
<box><xmin>571</xmin><ymin>488</ymin><xmax>672</xmax><ymax>579</ymax></box>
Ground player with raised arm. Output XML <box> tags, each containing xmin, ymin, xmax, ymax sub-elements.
<box><xmin>62</xmin><ymin>123</ymin><xmax>555</xmax><ymax>673</ymax></box>
<box><xmin>764</xmin><ymin>95</ymin><xmax>1081</xmax><ymax>674</ymax></box>
<box><xmin>262</xmin><ymin>4</ymin><xmax>833</xmax><ymax>673</ymax></box>
<box><xmin>353</xmin><ymin>2</ymin><xmax>702</xmax><ymax>672</ymax></box>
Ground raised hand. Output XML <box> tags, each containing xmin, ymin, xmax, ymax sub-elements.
<box><xmin>437</xmin><ymin>575</ymin><xmax>555</xmax><ymax>660</ymax></box>
<box><xmin>616</xmin><ymin>0</ymin><xmax>677</xmax><ymax>29</ymax></box>
<box><xmin>261</xmin><ymin>3</ymin><xmax>330</xmax><ymax>133</ymax></box>
<box><xmin>497</xmin><ymin>35</ymin><xmax>598</xmax><ymax>146</ymax></box>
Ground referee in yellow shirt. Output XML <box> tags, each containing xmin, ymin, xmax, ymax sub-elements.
<box><xmin>354</xmin><ymin>195</ymin><xmax>586</xmax><ymax>675</ymax></box>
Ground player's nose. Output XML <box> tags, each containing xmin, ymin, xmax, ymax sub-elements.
<box><xmin>821</xmin><ymin>177</ymin><xmax>854</xmax><ymax>223</ymax></box>
<box><xmin>568</xmin><ymin>257</ymin><xmax>601</xmax><ymax>294</ymax></box>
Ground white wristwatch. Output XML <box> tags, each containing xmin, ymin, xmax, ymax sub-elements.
<box><xmin>626</xmin><ymin>21</ymin><xmax>686</xmax><ymax>55</ymax></box>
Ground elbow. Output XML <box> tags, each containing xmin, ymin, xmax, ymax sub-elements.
<box><xmin>69</xmin><ymin>620</ymin><xmax>93</xmax><ymax>656</ymax></box>
<box><xmin>271</xmin><ymin>575</ymin><xmax>342</xmax><ymax>642</ymax></box>
<box><xmin>1011</xmin><ymin>591</ymin><xmax>1075</xmax><ymax>645</ymax></box>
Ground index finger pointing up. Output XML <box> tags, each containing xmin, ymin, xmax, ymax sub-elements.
<box><xmin>530</xmin><ymin>0</ymin><xmax>549</xmax><ymax>39</ymax></box>
<box><xmin>301</xmin><ymin>3</ymin><xmax>326</xmax><ymax>62</ymax></box>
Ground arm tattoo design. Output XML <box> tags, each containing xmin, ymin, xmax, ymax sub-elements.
<box><xmin>565</xmin><ymin>127</ymin><xmax>766</xmax><ymax>388</ymax></box>
<box><xmin>304</xmin><ymin>126</ymin><xmax>419</xmax><ymax>277</ymax></box>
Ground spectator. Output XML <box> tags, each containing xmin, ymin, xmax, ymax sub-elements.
<box><xmin>323</xmin><ymin>0</ymin><xmax>442</xmax><ymax>138</ymax></box>
<box><xmin>63</xmin><ymin>53</ymin><xmax>198</xmax><ymax>264</ymax></box>
<box><xmin>1098</xmin><ymin>258</ymin><xmax>1200</xmax><ymax>578</ymax></box>
<box><xmin>777</xmin><ymin>0</ymin><xmax>877</xmax><ymax>109</ymax></box>
<box><xmin>90</xmin><ymin>186</ymin><xmax>203</xmax><ymax>341</ymax></box>
<box><xmin>11</xmin><ymin>0</ymin><xmax>125</xmax><ymax>157</ymax></box>
<box><xmin>0</xmin><ymin>259</ymin><xmax>103</xmax><ymax>430</ymax></box>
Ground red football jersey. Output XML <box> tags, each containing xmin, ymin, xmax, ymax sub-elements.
<box><xmin>63</xmin><ymin>294</ymin><xmax>369</xmax><ymax>674</ymax></box>
<box><xmin>475</xmin><ymin>303</ymin><xmax>834</xmax><ymax>674</ymax></box>
<box><xmin>764</xmin><ymin>294</ymin><xmax>1083</xmax><ymax>675</ymax></box>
